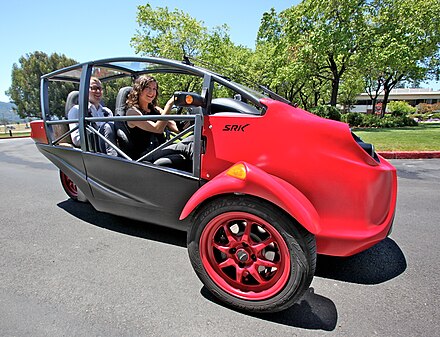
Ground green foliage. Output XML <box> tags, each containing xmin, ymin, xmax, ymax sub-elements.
<box><xmin>341</xmin><ymin>112</ymin><xmax>418</xmax><ymax>127</ymax></box>
<box><xmin>6</xmin><ymin>51</ymin><xmax>78</xmax><ymax>119</ymax></box>
<box><xmin>278</xmin><ymin>0</ymin><xmax>370</xmax><ymax>106</ymax></box>
<box><xmin>387</xmin><ymin>101</ymin><xmax>416</xmax><ymax>117</ymax></box>
<box><xmin>341</xmin><ymin>112</ymin><xmax>364</xmax><ymax>126</ymax></box>
<box><xmin>131</xmin><ymin>4</ymin><xmax>207</xmax><ymax>59</ymax></box>
<box><xmin>258</xmin><ymin>0</ymin><xmax>439</xmax><ymax>111</ymax></box>
<box><xmin>310</xmin><ymin>105</ymin><xmax>341</xmax><ymax>121</ymax></box>
<box><xmin>102</xmin><ymin>77</ymin><xmax>133</xmax><ymax>112</ymax></box>
<box><xmin>131</xmin><ymin>4</ymin><xmax>255</xmax><ymax>91</ymax></box>
<box><xmin>409</xmin><ymin>112</ymin><xmax>440</xmax><ymax>121</ymax></box>
<box><xmin>362</xmin><ymin>0</ymin><xmax>440</xmax><ymax>115</ymax></box>
<box><xmin>382</xmin><ymin>115</ymin><xmax>418</xmax><ymax>127</ymax></box>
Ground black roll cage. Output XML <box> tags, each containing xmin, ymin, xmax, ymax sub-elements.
<box><xmin>40</xmin><ymin>57</ymin><xmax>265</xmax><ymax>177</ymax></box>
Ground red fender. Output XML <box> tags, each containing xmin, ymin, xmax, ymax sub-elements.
<box><xmin>180</xmin><ymin>162</ymin><xmax>321</xmax><ymax>234</ymax></box>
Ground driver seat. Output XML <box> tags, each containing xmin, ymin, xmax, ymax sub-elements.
<box><xmin>114</xmin><ymin>86</ymin><xmax>136</xmax><ymax>158</ymax></box>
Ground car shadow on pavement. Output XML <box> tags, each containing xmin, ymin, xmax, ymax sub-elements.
<box><xmin>58</xmin><ymin>199</ymin><xmax>405</xmax><ymax>331</ymax></box>
<box><xmin>57</xmin><ymin>200</ymin><xmax>187</xmax><ymax>248</ymax></box>
<box><xmin>201</xmin><ymin>286</ymin><xmax>338</xmax><ymax>331</ymax></box>
<box><xmin>315</xmin><ymin>238</ymin><xmax>407</xmax><ymax>284</ymax></box>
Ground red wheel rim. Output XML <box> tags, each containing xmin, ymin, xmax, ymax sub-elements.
<box><xmin>199</xmin><ymin>212</ymin><xmax>291</xmax><ymax>300</ymax></box>
<box><xmin>60</xmin><ymin>172</ymin><xmax>78</xmax><ymax>198</ymax></box>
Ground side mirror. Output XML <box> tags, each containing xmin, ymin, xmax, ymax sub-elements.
<box><xmin>174</xmin><ymin>91</ymin><xmax>205</xmax><ymax>108</ymax></box>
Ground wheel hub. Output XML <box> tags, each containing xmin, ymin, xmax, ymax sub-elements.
<box><xmin>236</xmin><ymin>249</ymin><xmax>249</xmax><ymax>262</ymax></box>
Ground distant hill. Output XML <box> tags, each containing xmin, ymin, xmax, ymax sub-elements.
<box><xmin>0</xmin><ymin>101</ymin><xmax>22</xmax><ymax>122</ymax></box>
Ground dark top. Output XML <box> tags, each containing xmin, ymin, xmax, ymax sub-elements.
<box><xmin>121</xmin><ymin>106</ymin><xmax>165</xmax><ymax>160</ymax></box>
<box><xmin>129</xmin><ymin>124</ymin><xmax>165</xmax><ymax>158</ymax></box>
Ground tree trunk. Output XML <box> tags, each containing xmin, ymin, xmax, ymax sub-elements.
<box><xmin>381</xmin><ymin>74</ymin><xmax>403</xmax><ymax>117</ymax></box>
<box><xmin>381</xmin><ymin>88</ymin><xmax>390</xmax><ymax>117</ymax></box>
<box><xmin>365</xmin><ymin>77</ymin><xmax>382</xmax><ymax>115</ymax></box>
<box><xmin>330</xmin><ymin>78</ymin><xmax>339</xmax><ymax>107</ymax></box>
<box><xmin>327</xmin><ymin>53</ymin><xmax>347</xmax><ymax>107</ymax></box>
<box><xmin>371</xmin><ymin>97</ymin><xmax>377</xmax><ymax>115</ymax></box>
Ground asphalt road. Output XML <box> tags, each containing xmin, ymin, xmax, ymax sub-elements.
<box><xmin>1</xmin><ymin>138</ymin><xmax>439</xmax><ymax>337</ymax></box>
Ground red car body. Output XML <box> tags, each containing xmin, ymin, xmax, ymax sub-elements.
<box><xmin>179</xmin><ymin>98</ymin><xmax>397</xmax><ymax>256</ymax></box>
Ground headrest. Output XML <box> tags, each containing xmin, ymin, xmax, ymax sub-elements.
<box><xmin>115</xmin><ymin>86</ymin><xmax>132</xmax><ymax>116</ymax></box>
<box><xmin>65</xmin><ymin>91</ymin><xmax>79</xmax><ymax>117</ymax></box>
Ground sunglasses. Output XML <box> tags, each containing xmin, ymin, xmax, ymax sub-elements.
<box><xmin>90</xmin><ymin>85</ymin><xmax>103</xmax><ymax>92</ymax></box>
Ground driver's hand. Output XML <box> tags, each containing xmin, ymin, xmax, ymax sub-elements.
<box><xmin>161</xmin><ymin>96</ymin><xmax>175</xmax><ymax>115</ymax></box>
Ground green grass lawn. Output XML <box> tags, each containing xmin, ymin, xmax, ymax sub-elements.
<box><xmin>354</xmin><ymin>123</ymin><xmax>440</xmax><ymax>151</ymax></box>
<box><xmin>0</xmin><ymin>131</ymin><xmax>31</xmax><ymax>139</ymax></box>
<box><xmin>0</xmin><ymin>131</ymin><xmax>31</xmax><ymax>138</ymax></box>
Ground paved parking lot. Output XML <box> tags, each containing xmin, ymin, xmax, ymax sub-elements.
<box><xmin>1</xmin><ymin>138</ymin><xmax>439</xmax><ymax>336</ymax></box>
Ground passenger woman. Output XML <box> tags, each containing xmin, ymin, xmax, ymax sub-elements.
<box><xmin>125</xmin><ymin>75</ymin><xmax>177</xmax><ymax>157</ymax></box>
<box><xmin>125</xmin><ymin>75</ymin><xmax>193</xmax><ymax>169</ymax></box>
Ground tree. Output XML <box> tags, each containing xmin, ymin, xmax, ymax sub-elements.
<box><xmin>278</xmin><ymin>0</ymin><xmax>370</xmax><ymax>106</ymax></box>
<box><xmin>363</xmin><ymin>0</ymin><xmax>440</xmax><ymax>116</ymax></box>
<box><xmin>131</xmin><ymin>4</ymin><xmax>207</xmax><ymax>60</ymax></box>
<box><xmin>131</xmin><ymin>4</ymin><xmax>254</xmax><ymax>98</ymax></box>
<box><xmin>6</xmin><ymin>52</ymin><xmax>78</xmax><ymax>119</ymax></box>
<box><xmin>256</xmin><ymin>8</ymin><xmax>318</xmax><ymax>108</ymax></box>
<box><xmin>338</xmin><ymin>71</ymin><xmax>364</xmax><ymax>113</ymax></box>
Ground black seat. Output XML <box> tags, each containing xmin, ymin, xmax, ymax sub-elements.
<box><xmin>51</xmin><ymin>91</ymin><xmax>80</xmax><ymax>146</ymax></box>
<box><xmin>115</xmin><ymin>86</ymin><xmax>132</xmax><ymax>117</ymax></box>
<box><xmin>65</xmin><ymin>91</ymin><xmax>79</xmax><ymax>117</ymax></box>
<box><xmin>114</xmin><ymin>87</ymin><xmax>136</xmax><ymax>158</ymax></box>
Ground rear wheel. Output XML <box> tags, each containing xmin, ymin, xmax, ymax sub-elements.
<box><xmin>187</xmin><ymin>195</ymin><xmax>316</xmax><ymax>313</ymax></box>
<box><xmin>60</xmin><ymin>170</ymin><xmax>78</xmax><ymax>201</ymax></box>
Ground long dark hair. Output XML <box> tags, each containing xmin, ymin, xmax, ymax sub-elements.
<box><xmin>126</xmin><ymin>75</ymin><xmax>159</xmax><ymax>110</ymax></box>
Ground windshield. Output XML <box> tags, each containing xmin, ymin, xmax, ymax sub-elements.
<box><xmin>232</xmin><ymin>81</ymin><xmax>292</xmax><ymax>105</ymax></box>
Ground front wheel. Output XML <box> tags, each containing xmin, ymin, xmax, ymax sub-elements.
<box><xmin>187</xmin><ymin>195</ymin><xmax>316</xmax><ymax>313</ymax></box>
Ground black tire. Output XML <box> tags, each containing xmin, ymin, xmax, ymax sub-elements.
<box><xmin>187</xmin><ymin>195</ymin><xmax>316</xmax><ymax>313</ymax></box>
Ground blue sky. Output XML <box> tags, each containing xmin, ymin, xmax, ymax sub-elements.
<box><xmin>1</xmin><ymin>0</ymin><xmax>438</xmax><ymax>102</ymax></box>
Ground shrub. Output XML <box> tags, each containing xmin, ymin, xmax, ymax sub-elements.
<box><xmin>408</xmin><ymin>112</ymin><xmax>440</xmax><ymax>121</ymax></box>
<box><xmin>341</xmin><ymin>112</ymin><xmax>364</xmax><ymax>127</ymax></box>
<box><xmin>381</xmin><ymin>115</ymin><xmax>417</xmax><ymax>127</ymax></box>
<box><xmin>341</xmin><ymin>113</ymin><xmax>418</xmax><ymax>128</ymax></box>
<box><xmin>417</xmin><ymin>102</ymin><xmax>440</xmax><ymax>114</ymax></box>
<box><xmin>387</xmin><ymin>101</ymin><xmax>416</xmax><ymax>117</ymax></box>
<box><xmin>310</xmin><ymin>105</ymin><xmax>341</xmax><ymax>121</ymax></box>
<box><xmin>361</xmin><ymin>114</ymin><xmax>382</xmax><ymax>127</ymax></box>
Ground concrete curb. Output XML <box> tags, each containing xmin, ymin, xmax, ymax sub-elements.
<box><xmin>378</xmin><ymin>151</ymin><xmax>440</xmax><ymax>159</ymax></box>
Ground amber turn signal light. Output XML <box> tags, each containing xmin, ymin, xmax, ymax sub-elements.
<box><xmin>226</xmin><ymin>163</ymin><xmax>247</xmax><ymax>180</ymax></box>
<box><xmin>185</xmin><ymin>95</ymin><xmax>194</xmax><ymax>105</ymax></box>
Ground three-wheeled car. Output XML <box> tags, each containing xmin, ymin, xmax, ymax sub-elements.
<box><xmin>30</xmin><ymin>57</ymin><xmax>397</xmax><ymax>313</ymax></box>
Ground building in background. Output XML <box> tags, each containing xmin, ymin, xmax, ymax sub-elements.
<box><xmin>353</xmin><ymin>88</ymin><xmax>440</xmax><ymax>114</ymax></box>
